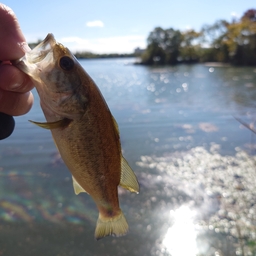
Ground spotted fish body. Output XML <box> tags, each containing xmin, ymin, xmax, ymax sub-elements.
<box><xmin>14</xmin><ymin>34</ymin><xmax>139</xmax><ymax>239</ymax></box>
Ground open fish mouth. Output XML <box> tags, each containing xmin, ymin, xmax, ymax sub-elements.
<box><xmin>13</xmin><ymin>34</ymin><xmax>57</xmax><ymax>76</ymax></box>
<box><xmin>26</xmin><ymin>33</ymin><xmax>57</xmax><ymax>64</ymax></box>
<box><xmin>12</xmin><ymin>34</ymin><xmax>56</xmax><ymax>66</ymax></box>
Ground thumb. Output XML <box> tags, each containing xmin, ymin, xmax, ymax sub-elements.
<box><xmin>0</xmin><ymin>4</ymin><xmax>30</xmax><ymax>60</ymax></box>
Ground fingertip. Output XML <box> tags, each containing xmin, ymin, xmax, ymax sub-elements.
<box><xmin>0</xmin><ymin>65</ymin><xmax>34</xmax><ymax>93</ymax></box>
<box><xmin>0</xmin><ymin>90</ymin><xmax>34</xmax><ymax>116</ymax></box>
<box><xmin>17</xmin><ymin>42</ymin><xmax>31</xmax><ymax>53</ymax></box>
<box><xmin>13</xmin><ymin>91</ymin><xmax>34</xmax><ymax>116</ymax></box>
<box><xmin>24</xmin><ymin>91</ymin><xmax>34</xmax><ymax>114</ymax></box>
<box><xmin>0</xmin><ymin>4</ymin><xmax>15</xmax><ymax>17</ymax></box>
<box><xmin>0</xmin><ymin>4</ymin><xmax>27</xmax><ymax>60</ymax></box>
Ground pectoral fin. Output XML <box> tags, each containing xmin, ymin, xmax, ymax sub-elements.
<box><xmin>72</xmin><ymin>176</ymin><xmax>89</xmax><ymax>195</ymax></box>
<box><xmin>119</xmin><ymin>156</ymin><xmax>139</xmax><ymax>193</ymax></box>
<box><xmin>29</xmin><ymin>118</ymin><xmax>71</xmax><ymax>129</ymax></box>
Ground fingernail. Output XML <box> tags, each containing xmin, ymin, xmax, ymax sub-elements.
<box><xmin>10</xmin><ymin>76</ymin><xmax>25</xmax><ymax>89</ymax></box>
<box><xmin>10</xmin><ymin>82</ymin><xmax>23</xmax><ymax>89</ymax></box>
<box><xmin>17</xmin><ymin>42</ymin><xmax>31</xmax><ymax>53</ymax></box>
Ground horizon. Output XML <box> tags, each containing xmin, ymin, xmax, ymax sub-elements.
<box><xmin>3</xmin><ymin>0</ymin><xmax>256</xmax><ymax>54</ymax></box>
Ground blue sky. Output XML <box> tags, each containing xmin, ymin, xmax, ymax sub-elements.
<box><xmin>3</xmin><ymin>0</ymin><xmax>256</xmax><ymax>53</ymax></box>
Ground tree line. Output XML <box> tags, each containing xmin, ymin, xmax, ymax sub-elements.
<box><xmin>28</xmin><ymin>41</ymin><xmax>134</xmax><ymax>59</ymax></box>
<box><xmin>140</xmin><ymin>9</ymin><xmax>256</xmax><ymax>66</ymax></box>
<box><xmin>74</xmin><ymin>52</ymin><xmax>134</xmax><ymax>59</ymax></box>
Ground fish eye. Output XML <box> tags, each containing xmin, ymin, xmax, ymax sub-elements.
<box><xmin>59</xmin><ymin>56</ymin><xmax>74</xmax><ymax>71</ymax></box>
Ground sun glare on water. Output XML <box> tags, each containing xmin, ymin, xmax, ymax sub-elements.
<box><xmin>163</xmin><ymin>205</ymin><xmax>198</xmax><ymax>256</ymax></box>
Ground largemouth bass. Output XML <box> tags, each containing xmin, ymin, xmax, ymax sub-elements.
<box><xmin>14</xmin><ymin>34</ymin><xmax>139</xmax><ymax>239</ymax></box>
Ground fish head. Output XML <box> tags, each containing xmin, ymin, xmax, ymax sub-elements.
<box><xmin>15</xmin><ymin>33</ymin><xmax>89</xmax><ymax>120</ymax></box>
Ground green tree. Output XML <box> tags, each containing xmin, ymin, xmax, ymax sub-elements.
<box><xmin>200</xmin><ymin>10</ymin><xmax>256</xmax><ymax>65</ymax></box>
<box><xmin>180</xmin><ymin>29</ymin><xmax>202</xmax><ymax>63</ymax></box>
<box><xmin>141</xmin><ymin>8</ymin><xmax>256</xmax><ymax>66</ymax></box>
<box><xmin>201</xmin><ymin>20</ymin><xmax>230</xmax><ymax>62</ymax></box>
<box><xmin>164</xmin><ymin>28</ymin><xmax>182</xmax><ymax>64</ymax></box>
<box><xmin>228</xmin><ymin>9</ymin><xmax>256</xmax><ymax>65</ymax></box>
<box><xmin>141</xmin><ymin>27</ymin><xmax>182</xmax><ymax>65</ymax></box>
<box><xmin>141</xmin><ymin>27</ymin><xmax>166</xmax><ymax>65</ymax></box>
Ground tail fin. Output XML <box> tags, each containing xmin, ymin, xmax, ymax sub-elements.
<box><xmin>95</xmin><ymin>211</ymin><xmax>128</xmax><ymax>240</ymax></box>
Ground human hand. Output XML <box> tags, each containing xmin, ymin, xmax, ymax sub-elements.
<box><xmin>0</xmin><ymin>3</ymin><xmax>34</xmax><ymax>139</ymax></box>
<box><xmin>0</xmin><ymin>3</ymin><xmax>34</xmax><ymax>116</ymax></box>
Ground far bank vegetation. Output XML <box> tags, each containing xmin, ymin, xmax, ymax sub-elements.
<box><xmin>140</xmin><ymin>9</ymin><xmax>256</xmax><ymax>66</ymax></box>
<box><xmin>28</xmin><ymin>9</ymin><xmax>256</xmax><ymax>66</ymax></box>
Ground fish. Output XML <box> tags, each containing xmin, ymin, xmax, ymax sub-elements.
<box><xmin>14</xmin><ymin>33</ymin><xmax>139</xmax><ymax>240</ymax></box>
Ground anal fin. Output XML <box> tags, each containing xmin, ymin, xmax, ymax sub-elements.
<box><xmin>119</xmin><ymin>156</ymin><xmax>139</xmax><ymax>193</ymax></box>
<box><xmin>72</xmin><ymin>176</ymin><xmax>89</xmax><ymax>195</ymax></box>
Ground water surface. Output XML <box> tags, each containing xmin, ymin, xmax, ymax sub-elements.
<box><xmin>1</xmin><ymin>58</ymin><xmax>256</xmax><ymax>255</ymax></box>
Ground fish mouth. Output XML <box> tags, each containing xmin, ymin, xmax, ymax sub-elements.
<box><xmin>13</xmin><ymin>33</ymin><xmax>57</xmax><ymax>76</ymax></box>
<box><xmin>26</xmin><ymin>33</ymin><xmax>57</xmax><ymax>64</ymax></box>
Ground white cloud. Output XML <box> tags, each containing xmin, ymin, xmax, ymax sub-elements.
<box><xmin>231</xmin><ymin>12</ymin><xmax>239</xmax><ymax>19</ymax></box>
<box><xmin>86</xmin><ymin>20</ymin><xmax>104</xmax><ymax>28</ymax></box>
<box><xmin>61</xmin><ymin>36</ymin><xmax>89</xmax><ymax>44</ymax></box>
<box><xmin>60</xmin><ymin>35</ymin><xmax>146</xmax><ymax>54</ymax></box>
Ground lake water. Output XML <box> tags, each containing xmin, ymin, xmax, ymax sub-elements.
<box><xmin>1</xmin><ymin>58</ymin><xmax>256</xmax><ymax>255</ymax></box>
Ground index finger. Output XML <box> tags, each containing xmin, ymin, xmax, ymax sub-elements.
<box><xmin>0</xmin><ymin>4</ymin><xmax>30</xmax><ymax>60</ymax></box>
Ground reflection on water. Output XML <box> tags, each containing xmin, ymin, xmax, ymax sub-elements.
<box><xmin>1</xmin><ymin>59</ymin><xmax>256</xmax><ymax>255</ymax></box>
<box><xmin>138</xmin><ymin>144</ymin><xmax>256</xmax><ymax>255</ymax></box>
<box><xmin>163</xmin><ymin>206</ymin><xmax>198</xmax><ymax>256</ymax></box>
<box><xmin>0</xmin><ymin>169</ymin><xmax>97</xmax><ymax>225</ymax></box>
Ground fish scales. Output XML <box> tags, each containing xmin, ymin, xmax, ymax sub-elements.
<box><xmin>53</xmin><ymin>96</ymin><xmax>121</xmax><ymax>207</ymax></box>
<box><xmin>14</xmin><ymin>33</ymin><xmax>139</xmax><ymax>239</ymax></box>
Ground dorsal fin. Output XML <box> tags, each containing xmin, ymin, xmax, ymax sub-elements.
<box><xmin>119</xmin><ymin>156</ymin><xmax>139</xmax><ymax>193</ymax></box>
<box><xmin>112</xmin><ymin>116</ymin><xmax>119</xmax><ymax>134</ymax></box>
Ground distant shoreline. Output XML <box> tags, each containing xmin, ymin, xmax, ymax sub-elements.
<box><xmin>75</xmin><ymin>53</ymin><xmax>136</xmax><ymax>59</ymax></box>
<box><xmin>75</xmin><ymin>57</ymin><xmax>252</xmax><ymax>68</ymax></box>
